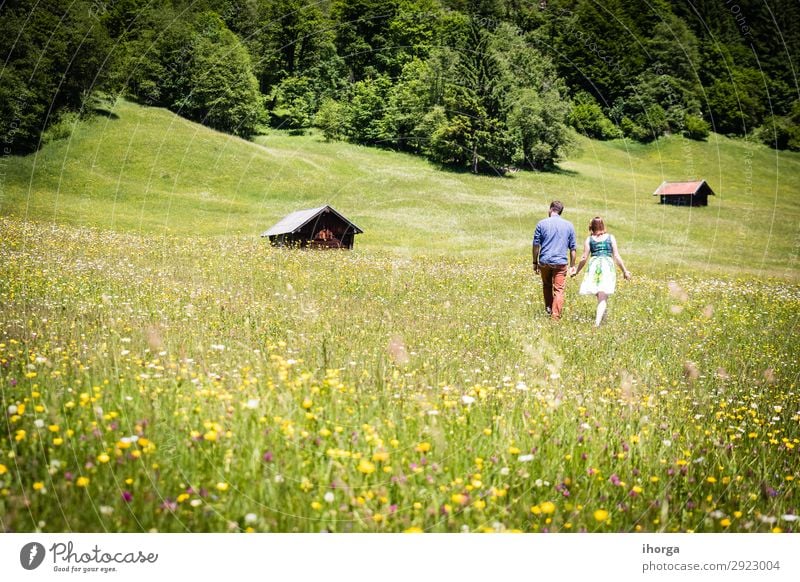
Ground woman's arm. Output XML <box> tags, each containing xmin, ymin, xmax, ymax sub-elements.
<box><xmin>572</xmin><ymin>237</ymin><xmax>591</xmax><ymax>276</ymax></box>
<box><xmin>610</xmin><ymin>235</ymin><xmax>631</xmax><ymax>279</ymax></box>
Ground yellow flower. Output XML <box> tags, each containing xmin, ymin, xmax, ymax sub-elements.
<box><xmin>631</xmin><ymin>485</ymin><xmax>643</xmax><ymax>494</ymax></box>
<box><xmin>451</xmin><ymin>493</ymin><xmax>468</xmax><ymax>505</ymax></box>
<box><xmin>203</xmin><ymin>431</ymin><xmax>217</xmax><ymax>442</ymax></box>
<box><xmin>707</xmin><ymin>476</ymin><xmax>717</xmax><ymax>484</ymax></box>
<box><xmin>473</xmin><ymin>499</ymin><xmax>486</xmax><ymax>510</ymax></box>
<box><xmin>311</xmin><ymin>501</ymin><xmax>322</xmax><ymax>510</ymax></box>
<box><xmin>97</xmin><ymin>453</ymin><xmax>110</xmax><ymax>464</ymax></box>
<box><xmin>508</xmin><ymin>446</ymin><xmax>521</xmax><ymax>455</ymax></box>
<box><xmin>372</xmin><ymin>451</ymin><xmax>389</xmax><ymax>462</ymax></box>
<box><xmin>48</xmin><ymin>425</ymin><xmax>60</xmax><ymax>433</ymax></box>
<box><xmin>593</xmin><ymin>509</ymin><xmax>609</xmax><ymax>522</ymax></box>
<box><xmin>415</xmin><ymin>442</ymin><xmax>431</xmax><ymax>453</ymax></box>
<box><xmin>404</xmin><ymin>527</ymin><xmax>423</xmax><ymax>533</ymax></box>
<box><xmin>14</xmin><ymin>430</ymin><xmax>25</xmax><ymax>442</ymax></box>
<box><xmin>76</xmin><ymin>477</ymin><xmax>90</xmax><ymax>488</ymax></box>
<box><xmin>540</xmin><ymin>501</ymin><xmax>556</xmax><ymax>514</ymax></box>
<box><xmin>52</xmin><ymin>438</ymin><xmax>63</xmax><ymax>446</ymax></box>
<box><xmin>0</xmin><ymin>464</ymin><xmax>7</xmax><ymax>475</ymax></box>
<box><xmin>483</xmin><ymin>428</ymin><xmax>492</xmax><ymax>436</ymax></box>
<box><xmin>33</xmin><ymin>482</ymin><xmax>44</xmax><ymax>491</ymax></box>
<box><xmin>372</xmin><ymin>513</ymin><xmax>384</xmax><ymax>523</ymax></box>
<box><xmin>720</xmin><ymin>518</ymin><xmax>731</xmax><ymax>527</ymax></box>
<box><xmin>358</xmin><ymin>459</ymin><xmax>376</xmax><ymax>474</ymax></box>
<box><xmin>530</xmin><ymin>505</ymin><xmax>541</xmax><ymax>515</ymax></box>
<box><xmin>301</xmin><ymin>398</ymin><xmax>313</xmax><ymax>409</ymax></box>
<box><xmin>177</xmin><ymin>493</ymin><xmax>189</xmax><ymax>503</ymax></box>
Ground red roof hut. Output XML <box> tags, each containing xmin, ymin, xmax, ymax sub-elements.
<box><xmin>653</xmin><ymin>180</ymin><xmax>715</xmax><ymax>206</ymax></box>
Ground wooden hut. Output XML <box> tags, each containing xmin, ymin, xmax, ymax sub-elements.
<box><xmin>653</xmin><ymin>180</ymin><xmax>715</xmax><ymax>206</ymax></box>
<box><xmin>261</xmin><ymin>205</ymin><xmax>363</xmax><ymax>249</ymax></box>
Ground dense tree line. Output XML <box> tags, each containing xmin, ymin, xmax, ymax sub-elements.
<box><xmin>1</xmin><ymin>0</ymin><xmax>798</xmax><ymax>168</ymax></box>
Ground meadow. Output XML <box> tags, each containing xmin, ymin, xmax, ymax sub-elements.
<box><xmin>0</xmin><ymin>99</ymin><xmax>799</xmax><ymax>532</ymax></box>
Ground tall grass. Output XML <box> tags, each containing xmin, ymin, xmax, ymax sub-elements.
<box><xmin>1</xmin><ymin>218</ymin><xmax>797</xmax><ymax>532</ymax></box>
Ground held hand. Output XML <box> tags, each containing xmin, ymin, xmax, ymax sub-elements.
<box><xmin>568</xmin><ymin>266</ymin><xmax>577</xmax><ymax>277</ymax></box>
<box><xmin>623</xmin><ymin>270</ymin><xmax>632</xmax><ymax>280</ymax></box>
<box><xmin>533</xmin><ymin>263</ymin><xmax>540</xmax><ymax>275</ymax></box>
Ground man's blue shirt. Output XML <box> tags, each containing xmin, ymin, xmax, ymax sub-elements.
<box><xmin>533</xmin><ymin>215</ymin><xmax>576</xmax><ymax>265</ymax></box>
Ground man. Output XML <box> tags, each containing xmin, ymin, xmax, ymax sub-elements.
<box><xmin>532</xmin><ymin>200</ymin><xmax>576</xmax><ymax>321</ymax></box>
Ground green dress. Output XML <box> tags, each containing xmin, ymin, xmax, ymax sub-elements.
<box><xmin>579</xmin><ymin>235</ymin><xmax>616</xmax><ymax>295</ymax></box>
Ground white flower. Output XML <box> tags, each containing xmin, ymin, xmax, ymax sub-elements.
<box><xmin>461</xmin><ymin>395</ymin><xmax>475</xmax><ymax>405</ymax></box>
<box><xmin>499</xmin><ymin>467</ymin><xmax>510</xmax><ymax>476</ymax></box>
<box><xmin>324</xmin><ymin>491</ymin><xmax>335</xmax><ymax>503</ymax></box>
<box><xmin>274</xmin><ymin>474</ymin><xmax>284</xmax><ymax>483</ymax></box>
<box><xmin>662</xmin><ymin>439</ymin><xmax>672</xmax><ymax>447</ymax></box>
<box><xmin>427</xmin><ymin>410</ymin><xmax>439</xmax><ymax>416</ymax></box>
<box><xmin>759</xmin><ymin>515</ymin><xmax>777</xmax><ymax>525</ymax></box>
<box><xmin>8</xmin><ymin>405</ymin><xmax>17</xmax><ymax>415</ymax></box>
<box><xmin>211</xmin><ymin>344</ymin><xmax>225</xmax><ymax>351</ymax></box>
<box><xmin>781</xmin><ymin>514</ymin><xmax>798</xmax><ymax>522</ymax></box>
<box><xmin>518</xmin><ymin>454</ymin><xmax>534</xmax><ymax>462</ymax></box>
<box><xmin>190</xmin><ymin>499</ymin><xmax>202</xmax><ymax>508</ymax></box>
<box><xmin>515</xmin><ymin>382</ymin><xmax>529</xmax><ymax>391</ymax></box>
<box><xmin>246</xmin><ymin>399</ymin><xmax>260</xmax><ymax>409</ymax></box>
<box><xmin>120</xmin><ymin>349</ymin><xmax>130</xmax><ymax>356</ymax></box>
<box><xmin>34</xmin><ymin>419</ymin><xmax>45</xmax><ymax>429</ymax></box>
<box><xmin>100</xmin><ymin>506</ymin><xmax>114</xmax><ymax>516</ymax></box>
<box><xmin>244</xmin><ymin>513</ymin><xmax>258</xmax><ymax>525</ymax></box>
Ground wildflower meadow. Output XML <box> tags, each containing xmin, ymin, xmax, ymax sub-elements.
<box><xmin>1</xmin><ymin>217</ymin><xmax>797</xmax><ymax>533</ymax></box>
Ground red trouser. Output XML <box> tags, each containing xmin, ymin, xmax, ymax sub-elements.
<box><xmin>539</xmin><ymin>264</ymin><xmax>568</xmax><ymax>320</ymax></box>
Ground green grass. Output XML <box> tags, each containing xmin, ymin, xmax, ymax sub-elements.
<box><xmin>1</xmin><ymin>98</ymin><xmax>799</xmax><ymax>277</ymax></box>
<box><xmin>0</xmin><ymin>218</ymin><xmax>797</xmax><ymax>532</ymax></box>
<box><xmin>0</xmin><ymin>100</ymin><xmax>798</xmax><ymax>533</ymax></box>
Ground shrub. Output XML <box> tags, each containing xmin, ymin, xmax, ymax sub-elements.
<box><xmin>683</xmin><ymin>114</ymin><xmax>710</xmax><ymax>140</ymax></box>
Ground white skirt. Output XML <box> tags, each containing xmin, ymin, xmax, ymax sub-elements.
<box><xmin>579</xmin><ymin>256</ymin><xmax>616</xmax><ymax>295</ymax></box>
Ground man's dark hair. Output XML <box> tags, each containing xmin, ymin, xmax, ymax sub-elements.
<box><xmin>549</xmin><ymin>200</ymin><xmax>564</xmax><ymax>215</ymax></box>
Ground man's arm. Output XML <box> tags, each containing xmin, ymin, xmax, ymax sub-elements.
<box><xmin>532</xmin><ymin>244</ymin><xmax>541</xmax><ymax>274</ymax></box>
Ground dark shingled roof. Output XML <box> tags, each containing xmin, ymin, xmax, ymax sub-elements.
<box><xmin>261</xmin><ymin>205</ymin><xmax>363</xmax><ymax>237</ymax></box>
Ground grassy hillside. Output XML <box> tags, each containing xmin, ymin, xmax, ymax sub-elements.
<box><xmin>1</xmin><ymin>101</ymin><xmax>798</xmax><ymax>533</ymax></box>
<box><xmin>1</xmin><ymin>98</ymin><xmax>799</xmax><ymax>278</ymax></box>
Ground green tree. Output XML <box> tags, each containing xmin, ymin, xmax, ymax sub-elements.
<box><xmin>0</xmin><ymin>0</ymin><xmax>118</xmax><ymax>154</ymax></box>
<box><xmin>314</xmin><ymin>98</ymin><xmax>348</xmax><ymax>141</ymax></box>
<box><xmin>569</xmin><ymin>92</ymin><xmax>621</xmax><ymax>140</ymax></box>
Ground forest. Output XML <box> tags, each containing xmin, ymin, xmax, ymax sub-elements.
<box><xmin>1</xmin><ymin>0</ymin><xmax>798</xmax><ymax>172</ymax></box>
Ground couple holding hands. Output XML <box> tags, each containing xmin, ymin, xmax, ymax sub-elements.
<box><xmin>532</xmin><ymin>201</ymin><xmax>632</xmax><ymax>327</ymax></box>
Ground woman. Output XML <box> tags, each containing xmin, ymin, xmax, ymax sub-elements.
<box><xmin>570</xmin><ymin>217</ymin><xmax>631</xmax><ymax>327</ymax></box>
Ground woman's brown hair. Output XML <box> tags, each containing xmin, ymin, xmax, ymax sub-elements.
<box><xmin>589</xmin><ymin>217</ymin><xmax>605</xmax><ymax>234</ymax></box>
